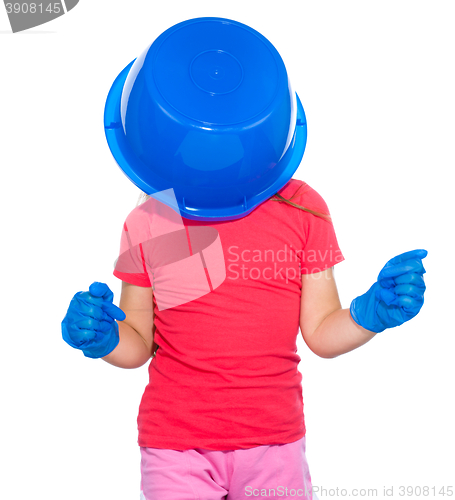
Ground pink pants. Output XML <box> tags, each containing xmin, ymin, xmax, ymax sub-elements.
<box><xmin>140</xmin><ymin>436</ymin><xmax>317</xmax><ymax>500</ymax></box>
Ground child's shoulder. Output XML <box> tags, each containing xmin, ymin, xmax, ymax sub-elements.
<box><xmin>122</xmin><ymin>195</ymin><xmax>185</xmax><ymax>239</ymax></box>
<box><xmin>124</xmin><ymin>195</ymin><xmax>170</xmax><ymax>223</ymax></box>
<box><xmin>277</xmin><ymin>178</ymin><xmax>329</xmax><ymax>210</ymax></box>
<box><xmin>122</xmin><ymin>199</ymin><xmax>150</xmax><ymax>229</ymax></box>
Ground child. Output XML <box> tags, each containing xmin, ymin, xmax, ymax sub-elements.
<box><xmin>62</xmin><ymin>17</ymin><xmax>427</xmax><ymax>500</ymax></box>
<box><xmin>62</xmin><ymin>179</ymin><xmax>426</xmax><ymax>500</ymax></box>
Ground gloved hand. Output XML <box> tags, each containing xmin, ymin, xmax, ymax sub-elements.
<box><xmin>62</xmin><ymin>282</ymin><xmax>126</xmax><ymax>359</ymax></box>
<box><xmin>350</xmin><ymin>249</ymin><xmax>427</xmax><ymax>333</ymax></box>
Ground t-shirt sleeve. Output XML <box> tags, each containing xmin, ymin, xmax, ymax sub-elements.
<box><xmin>113</xmin><ymin>220</ymin><xmax>152</xmax><ymax>287</ymax></box>
<box><xmin>298</xmin><ymin>185</ymin><xmax>345</xmax><ymax>274</ymax></box>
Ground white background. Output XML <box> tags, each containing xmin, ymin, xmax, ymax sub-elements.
<box><xmin>1</xmin><ymin>1</ymin><xmax>454</xmax><ymax>499</ymax></box>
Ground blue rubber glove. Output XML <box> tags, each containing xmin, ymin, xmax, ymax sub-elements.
<box><xmin>350</xmin><ymin>249</ymin><xmax>427</xmax><ymax>333</ymax></box>
<box><xmin>62</xmin><ymin>282</ymin><xmax>126</xmax><ymax>359</ymax></box>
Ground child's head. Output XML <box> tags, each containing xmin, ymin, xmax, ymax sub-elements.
<box><xmin>107</xmin><ymin>17</ymin><xmax>306</xmax><ymax>223</ymax></box>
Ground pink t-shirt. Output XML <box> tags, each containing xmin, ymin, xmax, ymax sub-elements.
<box><xmin>113</xmin><ymin>179</ymin><xmax>344</xmax><ymax>451</ymax></box>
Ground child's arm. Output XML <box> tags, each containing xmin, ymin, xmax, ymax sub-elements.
<box><xmin>102</xmin><ymin>282</ymin><xmax>155</xmax><ymax>369</ymax></box>
<box><xmin>300</xmin><ymin>267</ymin><xmax>374</xmax><ymax>359</ymax></box>
<box><xmin>301</xmin><ymin>250</ymin><xmax>427</xmax><ymax>358</ymax></box>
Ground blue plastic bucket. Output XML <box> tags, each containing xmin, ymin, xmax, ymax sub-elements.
<box><xmin>104</xmin><ymin>17</ymin><xmax>307</xmax><ymax>221</ymax></box>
